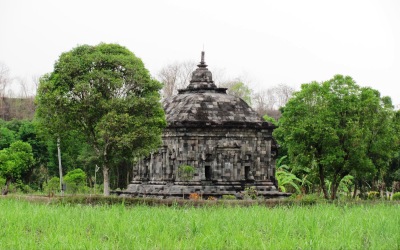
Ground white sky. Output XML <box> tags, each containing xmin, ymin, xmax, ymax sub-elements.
<box><xmin>1</xmin><ymin>0</ymin><xmax>400</xmax><ymax>105</ymax></box>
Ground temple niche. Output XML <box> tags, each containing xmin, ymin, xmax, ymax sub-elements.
<box><xmin>122</xmin><ymin>52</ymin><xmax>285</xmax><ymax>198</ymax></box>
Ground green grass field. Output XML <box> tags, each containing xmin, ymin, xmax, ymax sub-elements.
<box><xmin>1</xmin><ymin>197</ymin><xmax>399</xmax><ymax>249</ymax></box>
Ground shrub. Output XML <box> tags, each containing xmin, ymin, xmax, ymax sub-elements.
<box><xmin>367</xmin><ymin>191</ymin><xmax>380</xmax><ymax>200</ymax></box>
<box><xmin>177</xmin><ymin>165</ymin><xmax>195</xmax><ymax>181</ymax></box>
<box><xmin>243</xmin><ymin>186</ymin><xmax>258</xmax><ymax>200</ymax></box>
<box><xmin>222</xmin><ymin>195</ymin><xmax>236</xmax><ymax>200</ymax></box>
<box><xmin>63</xmin><ymin>168</ymin><xmax>87</xmax><ymax>194</ymax></box>
<box><xmin>19</xmin><ymin>184</ymin><xmax>34</xmax><ymax>194</ymax></box>
<box><xmin>392</xmin><ymin>192</ymin><xmax>400</xmax><ymax>201</ymax></box>
<box><xmin>207</xmin><ymin>196</ymin><xmax>217</xmax><ymax>201</ymax></box>
<box><xmin>43</xmin><ymin>177</ymin><xmax>60</xmax><ymax>194</ymax></box>
<box><xmin>297</xmin><ymin>194</ymin><xmax>322</xmax><ymax>205</ymax></box>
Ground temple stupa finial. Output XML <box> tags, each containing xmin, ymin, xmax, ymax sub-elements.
<box><xmin>198</xmin><ymin>51</ymin><xmax>207</xmax><ymax>68</ymax></box>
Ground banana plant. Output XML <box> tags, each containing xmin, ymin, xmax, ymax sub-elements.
<box><xmin>276</xmin><ymin>156</ymin><xmax>302</xmax><ymax>193</ymax></box>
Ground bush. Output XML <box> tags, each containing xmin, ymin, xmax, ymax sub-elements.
<box><xmin>64</xmin><ymin>168</ymin><xmax>87</xmax><ymax>194</ymax></box>
<box><xmin>207</xmin><ymin>196</ymin><xmax>217</xmax><ymax>201</ymax></box>
<box><xmin>177</xmin><ymin>165</ymin><xmax>195</xmax><ymax>181</ymax></box>
<box><xmin>19</xmin><ymin>184</ymin><xmax>34</xmax><ymax>194</ymax></box>
<box><xmin>392</xmin><ymin>192</ymin><xmax>400</xmax><ymax>201</ymax></box>
<box><xmin>222</xmin><ymin>195</ymin><xmax>236</xmax><ymax>200</ymax></box>
<box><xmin>367</xmin><ymin>191</ymin><xmax>380</xmax><ymax>200</ymax></box>
<box><xmin>243</xmin><ymin>186</ymin><xmax>258</xmax><ymax>200</ymax></box>
<box><xmin>43</xmin><ymin>177</ymin><xmax>60</xmax><ymax>194</ymax></box>
<box><xmin>297</xmin><ymin>194</ymin><xmax>322</xmax><ymax>205</ymax></box>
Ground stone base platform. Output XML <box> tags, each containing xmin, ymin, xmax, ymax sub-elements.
<box><xmin>117</xmin><ymin>180</ymin><xmax>290</xmax><ymax>199</ymax></box>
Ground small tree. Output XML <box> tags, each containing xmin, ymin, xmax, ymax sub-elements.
<box><xmin>0</xmin><ymin>141</ymin><xmax>34</xmax><ymax>194</ymax></box>
<box><xmin>64</xmin><ymin>168</ymin><xmax>87</xmax><ymax>194</ymax></box>
<box><xmin>43</xmin><ymin>176</ymin><xmax>60</xmax><ymax>194</ymax></box>
<box><xmin>178</xmin><ymin>165</ymin><xmax>195</xmax><ymax>182</ymax></box>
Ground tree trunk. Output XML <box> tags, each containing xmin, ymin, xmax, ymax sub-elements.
<box><xmin>318</xmin><ymin>165</ymin><xmax>329</xmax><ymax>199</ymax></box>
<box><xmin>103</xmin><ymin>165</ymin><xmax>110</xmax><ymax>196</ymax></box>
<box><xmin>352</xmin><ymin>182</ymin><xmax>358</xmax><ymax>199</ymax></box>
<box><xmin>330</xmin><ymin>182</ymin><xmax>339</xmax><ymax>200</ymax></box>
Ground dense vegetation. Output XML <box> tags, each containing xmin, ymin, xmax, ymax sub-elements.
<box><xmin>274</xmin><ymin>75</ymin><xmax>400</xmax><ymax>199</ymax></box>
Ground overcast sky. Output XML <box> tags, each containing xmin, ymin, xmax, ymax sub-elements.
<box><xmin>1</xmin><ymin>0</ymin><xmax>399</xmax><ymax>105</ymax></box>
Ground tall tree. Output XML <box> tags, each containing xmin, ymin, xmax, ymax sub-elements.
<box><xmin>274</xmin><ymin>75</ymin><xmax>397</xmax><ymax>199</ymax></box>
<box><xmin>36</xmin><ymin>43</ymin><xmax>166</xmax><ymax>195</ymax></box>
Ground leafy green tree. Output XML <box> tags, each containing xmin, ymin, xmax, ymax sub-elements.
<box><xmin>36</xmin><ymin>43</ymin><xmax>166</xmax><ymax>195</ymax></box>
<box><xmin>64</xmin><ymin>168</ymin><xmax>87</xmax><ymax>194</ymax></box>
<box><xmin>43</xmin><ymin>176</ymin><xmax>60</xmax><ymax>194</ymax></box>
<box><xmin>221</xmin><ymin>81</ymin><xmax>253</xmax><ymax>105</ymax></box>
<box><xmin>0</xmin><ymin>141</ymin><xmax>34</xmax><ymax>194</ymax></box>
<box><xmin>263</xmin><ymin>114</ymin><xmax>278</xmax><ymax>126</ymax></box>
<box><xmin>275</xmin><ymin>75</ymin><xmax>397</xmax><ymax>199</ymax></box>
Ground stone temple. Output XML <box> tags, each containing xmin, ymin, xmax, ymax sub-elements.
<box><xmin>122</xmin><ymin>52</ymin><xmax>284</xmax><ymax>198</ymax></box>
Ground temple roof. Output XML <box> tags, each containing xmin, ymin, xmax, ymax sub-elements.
<box><xmin>163</xmin><ymin>52</ymin><xmax>271</xmax><ymax>128</ymax></box>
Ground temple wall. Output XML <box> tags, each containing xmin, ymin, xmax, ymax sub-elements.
<box><xmin>132</xmin><ymin>127</ymin><xmax>276</xmax><ymax>184</ymax></box>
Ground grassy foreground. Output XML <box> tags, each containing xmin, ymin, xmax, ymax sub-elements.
<box><xmin>1</xmin><ymin>198</ymin><xmax>399</xmax><ymax>249</ymax></box>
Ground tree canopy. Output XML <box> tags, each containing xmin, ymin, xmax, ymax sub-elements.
<box><xmin>220</xmin><ymin>81</ymin><xmax>253</xmax><ymax>105</ymax></box>
<box><xmin>0</xmin><ymin>140</ymin><xmax>34</xmax><ymax>194</ymax></box>
<box><xmin>274</xmin><ymin>75</ymin><xmax>398</xmax><ymax>199</ymax></box>
<box><xmin>36</xmin><ymin>43</ymin><xmax>166</xmax><ymax>195</ymax></box>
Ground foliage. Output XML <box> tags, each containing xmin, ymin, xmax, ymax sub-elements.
<box><xmin>43</xmin><ymin>176</ymin><xmax>60</xmax><ymax>193</ymax></box>
<box><xmin>0</xmin><ymin>141</ymin><xmax>34</xmax><ymax>193</ymax></box>
<box><xmin>291</xmin><ymin>193</ymin><xmax>323</xmax><ymax>205</ymax></box>
<box><xmin>274</xmin><ymin>75</ymin><xmax>398</xmax><ymax>200</ymax></box>
<box><xmin>222</xmin><ymin>194</ymin><xmax>236</xmax><ymax>200</ymax></box>
<box><xmin>221</xmin><ymin>81</ymin><xmax>253</xmax><ymax>105</ymax></box>
<box><xmin>275</xmin><ymin>156</ymin><xmax>302</xmax><ymax>194</ymax></box>
<box><xmin>392</xmin><ymin>192</ymin><xmax>400</xmax><ymax>200</ymax></box>
<box><xmin>0</xmin><ymin>126</ymin><xmax>16</xmax><ymax>149</ymax></box>
<box><xmin>36</xmin><ymin>43</ymin><xmax>166</xmax><ymax>195</ymax></box>
<box><xmin>177</xmin><ymin>165</ymin><xmax>195</xmax><ymax>181</ymax></box>
<box><xmin>276</xmin><ymin>167</ymin><xmax>301</xmax><ymax>193</ymax></box>
<box><xmin>337</xmin><ymin>175</ymin><xmax>354</xmax><ymax>196</ymax></box>
<box><xmin>263</xmin><ymin>114</ymin><xmax>278</xmax><ymax>126</ymax></box>
<box><xmin>0</xmin><ymin>176</ymin><xmax>5</xmax><ymax>187</ymax></box>
<box><xmin>243</xmin><ymin>186</ymin><xmax>258</xmax><ymax>200</ymax></box>
<box><xmin>64</xmin><ymin>168</ymin><xmax>87</xmax><ymax>194</ymax></box>
<box><xmin>367</xmin><ymin>191</ymin><xmax>380</xmax><ymax>200</ymax></box>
